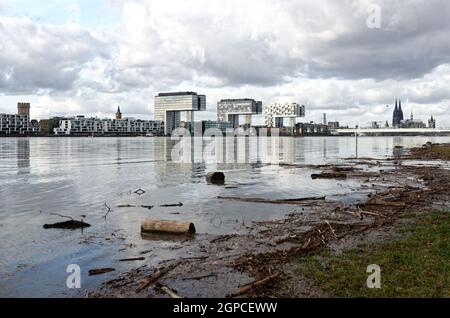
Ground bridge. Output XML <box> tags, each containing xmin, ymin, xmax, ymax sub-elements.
<box><xmin>332</xmin><ymin>128</ymin><xmax>450</xmax><ymax>135</ymax></box>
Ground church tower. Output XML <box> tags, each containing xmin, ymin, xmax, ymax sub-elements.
<box><xmin>398</xmin><ymin>99</ymin><xmax>404</xmax><ymax>121</ymax></box>
<box><xmin>116</xmin><ymin>106</ymin><xmax>122</xmax><ymax>120</ymax></box>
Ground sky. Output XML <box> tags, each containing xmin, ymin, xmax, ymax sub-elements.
<box><xmin>0</xmin><ymin>0</ymin><xmax>449</xmax><ymax>127</ymax></box>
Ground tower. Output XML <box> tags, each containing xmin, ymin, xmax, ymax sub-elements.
<box><xmin>392</xmin><ymin>99</ymin><xmax>399</xmax><ymax>126</ymax></box>
<box><xmin>18</xmin><ymin>102</ymin><xmax>30</xmax><ymax>117</ymax></box>
<box><xmin>398</xmin><ymin>99</ymin><xmax>404</xmax><ymax>121</ymax></box>
<box><xmin>116</xmin><ymin>105</ymin><xmax>122</xmax><ymax>120</ymax></box>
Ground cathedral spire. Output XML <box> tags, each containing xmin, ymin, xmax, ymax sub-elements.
<box><xmin>116</xmin><ymin>105</ymin><xmax>122</xmax><ymax>120</ymax></box>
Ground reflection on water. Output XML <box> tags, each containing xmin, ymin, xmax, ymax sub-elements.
<box><xmin>1</xmin><ymin>135</ymin><xmax>450</xmax><ymax>297</ymax></box>
<box><xmin>17</xmin><ymin>139</ymin><xmax>30</xmax><ymax>172</ymax></box>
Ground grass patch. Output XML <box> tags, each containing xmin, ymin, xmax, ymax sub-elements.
<box><xmin>431</xmin><ymin>145</ymin><xmax>450</xmax><ymax>157</ymax></box>
<box><xmin>296</xmin><ymin>211</ymin><xmax>450</xmax><ymax>298</ymax></box>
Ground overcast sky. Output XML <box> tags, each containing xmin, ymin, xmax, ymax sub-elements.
<box><xmin>0</xmin><ymin>0</ymin><xmax>449</xmax><ymax>127</ymax></box>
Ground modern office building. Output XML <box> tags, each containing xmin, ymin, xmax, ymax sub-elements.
<box><xmin>265</xmin><ymin>103</ymin><xmax>306</xmax><ymax>128</ymax></box>
<box><xmin>322</xmin><ymin>113</ymin><xmax>327</xmax><ymax>125</ymax></box>
<box><xmin>154</xmin><ymin>92</ymin><xmax>206</xmax><ymax>135</ymax></box>
<box><xmin>217</xmin><ymin>99</ymin><xmax>262</xmax><ymax>128</ymax></box>
<box><xmin>327</xmin><ymin>121</ymin><xmax>340</xmax><ymax>129</ymax></box>
<box><xmin>54</xmin><ymin>116</ymin><xmax>164</xmax><ymax>136</ymax></box>
<box><xmin>296</xmin><ymin>122</ymin><xmax>330</xmax><ymax>136</ymax></box>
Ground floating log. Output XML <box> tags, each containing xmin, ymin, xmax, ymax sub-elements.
<box><xmin>43</xmin><ymin>220</ymin><xmax>91</xmax><ymax>230</ymax></box>
<box><xmin>226</xmin><ymin>272</ymin><xmax>281</xmax><ymax>297</ymax></box>
<box><xmin>217</xmin><ymin>196</ymin><xmax>325</xmax><ymax>205</ymax></box>
<box><xmin>88</xmin><ymin>268</ymin><xmax>115</xmax><ymax>276</ymax></box>
<box><xmin>206</xmin><ymin>172</ymin><xmax>225</xmax><ymax>185</ymax></box>
<box><xmin>136</xmin><ymin>261</ymin><xmax>183</xmax><ymax>292</ymax></box>
<box><xmin>160</xmin><ymin>202</ymin><xmax>183</xmax><ymax>207</ymax></box>
<box><xmin>141</xmin><ymin>219</ymin><xmax>196</xmax><ymax>235</ymax></box>
<box><xmin>311</xmin><ymin>172</ymin><xmax>347</xmax><ymax>180</ymax></box>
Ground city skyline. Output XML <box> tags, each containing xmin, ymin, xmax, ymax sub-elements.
<box><xmin>1</xmin><ymin>0</ymin><xmax>450</xmax><ymax>126</ymax></box>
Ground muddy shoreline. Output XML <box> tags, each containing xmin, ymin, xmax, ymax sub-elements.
<box><xmin>90</xmin><ymin>143</ymin><xmax>450</xmax><ymax>298</ymax></box>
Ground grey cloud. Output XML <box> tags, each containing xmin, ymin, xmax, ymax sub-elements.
<box><xmin>0</xmin><ymin>17</ymin><xmax>109</xmax><ymax>94</ymax></box>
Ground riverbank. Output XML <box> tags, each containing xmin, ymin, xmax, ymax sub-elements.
<box><xmin>90</xmin><ymin>143</ymin><xmax>450</xmax><ymax>298</ymax></box>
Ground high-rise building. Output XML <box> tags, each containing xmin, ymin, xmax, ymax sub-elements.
<box><xmin>217</xmin><ymin>99</ymin><xmax>262</xmax><ymax>128</ymax></box>
<box><xmin>322</xmin><ymin>113</ymin><xmax>327</xmax><ymax>125</ymax></box>
<box><xmin>17</xmin><ymin>102</ymin><xmax>30</xmax><ymax>117</ymax></box>
<box><xmin>154</xmin><ymin>92</ymin><xmax>206</xmax><ymax>135</ymax></box>
<box><xmin>265</xmin><ymin>103</ymin><xmax>305</xmax><ymax>128</ymax></box>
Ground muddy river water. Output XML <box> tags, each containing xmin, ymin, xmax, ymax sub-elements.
<box><xmin>1</xmin><ymin>136</ymin><xmax>450</xmax><ymax>297</ymax></box>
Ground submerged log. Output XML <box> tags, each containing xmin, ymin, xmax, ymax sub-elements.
<box><xmin>217</xmin><ymin>196</ymin><xmax>325</xmax><ymax>205</ymax></box>
<box><xmin>43</xmin><ymin>220</ymin><xmax>91</xmax><ymax>230</ymax></box>
<box><xmin>311</xmin><ymin>172</ymin><xmax>347</xmax><ymax>180</ymax></box>
<box><xmin>88</xmin><ymin>268</ymin><xmax>115</xmax><ymax>276</ymax></box>
<box><xmin>206</xmin><ymin>172</ymin><xmax>225</xmax><ymax>185</ymax></box>
<box><xmin>141</xmin><ymin>219</ymin><xmax>196</xmax><ymax>235</ymax></box>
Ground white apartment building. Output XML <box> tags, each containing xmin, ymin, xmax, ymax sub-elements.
<box><xmin>0</xmin><ymin>114</ymin><xmax>31</xmax><ymax>135</ymax></box>
<box><xmin>54</xmin><ymin>116</ymin><xmax>164</xmax><ymax>135</ymax></box>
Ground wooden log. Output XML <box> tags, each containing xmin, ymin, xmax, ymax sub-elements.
<box><xmin>311</xmin><ymin>172</ymin><xmax>347</xmax><ymax>180</ymax></box>
<box><xmin>136</xmin><ymin>261</ymin><xmax>183</xmax><ymax>292</ymax></box>
<box><xmin>206</xmin><ymin>172</ymin><xmax>225</xmax><ymax>184</ymax></box>
<box><xmin>141</xmin><ymin>219</ymin><xmax>196</xmax><ymax>235</ymax></box>
<box><xmin>88</xmin><ymin>268</ymin><xmax>115</xmax><ymax>276</ymax></box>
<box><xmin>43</xmin><ymin>220</ymin><xmax>91</xmax><ymax>230</ymax></box>
<box><xmin>366</xmin><ymin>199</ymin><xmax>407</xmax><ymax>207</ymax></box>
<box><xmin>217</xmin><ymin>196</ymin><xmax>325</xmax><ymax>205</ymax></box>
<box><xmin>227</xmin><ymin>272</ymin><xmax>281</xmax><ymax>297</ymax></box>
<box><xmin>119</xmin><ymin>257</ymin><xmax>146</xmax><ymax>262</ymax></box>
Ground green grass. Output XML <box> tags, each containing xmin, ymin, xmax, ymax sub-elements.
<box><xmin>296</xmin><ymin>211</ymin><xmax>450</xmax><ymax>298</ymax></box>
<box><xmin>431</xmin><ymin>145</ymin><xmax>450</xmax><ymax>157</ymax></box>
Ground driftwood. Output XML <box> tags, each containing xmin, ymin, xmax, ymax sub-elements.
<box><xmin>217</xmin><ymin>196</ymin><xmax>325</xmax><ymax>205</ymax></box>
<box><xmin>88</xmin><ymin>268</ymin><xmax>115</xmax><ymax>276</ymax></box>
<box><xmin>141</xmin><ymin>219</ymin><xmax>196</xmax><ymax>235</ymax></box>
<box><xmin>160</xmin><ymin>202</ymin><xmax>183</xmax><ymax>208</ymax></box>
<box><xmin>155</xmin><ymin>283</ymin><xmax>182</xmax><ymax>298</ymax></box>
<box><xmin>136</xmin><ymin>261</ymin><xmax>183</xmax><ymax>292</ymax></box>
<box><xmin>366</xmin><ymin>199</ymin><xmax>407</xmax><ymax>207</ymax></box>
<box><xmin>311</xmin><ymin>172</ymin><xmax>347</xmax><ymax>180</ymax></box>
<box><xmin>117</xmin><ymin>204</ymin><xmax>154</xmax><ymax>210</ymax></box>
<box><xmin>206</xmin><ymin>172</ymin><xmax>225</xmax><ymax>185</ymax></box>
<box><xmin>119</xmin><ymin>257</ymin><xmax>146</xmax><ymax>262</ymax></box>
<box><xmin>227</xmin><ymin>272</ymin><xmax>281</xmax><ymax>297</ymax></box>
<box><xmin>43</xmin><ymin>220</ymin><xmax>90</xmax><ymax>230</ymax></box>
<box><xmin>182</xmin><ymin>273</ymin><xmax>217</xmax><ymax>281</ymax></box>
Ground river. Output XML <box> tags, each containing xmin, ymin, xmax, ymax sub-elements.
<box><xmin>1</xmin><ymin>136</ymin><xmax>449</xmax><ymax>297</ymax></box>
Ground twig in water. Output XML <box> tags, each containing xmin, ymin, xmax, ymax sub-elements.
<box><xmin>104</xmin><ymin>203</ymin><xmax>112</xmax><ymax>219</ymax></box>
